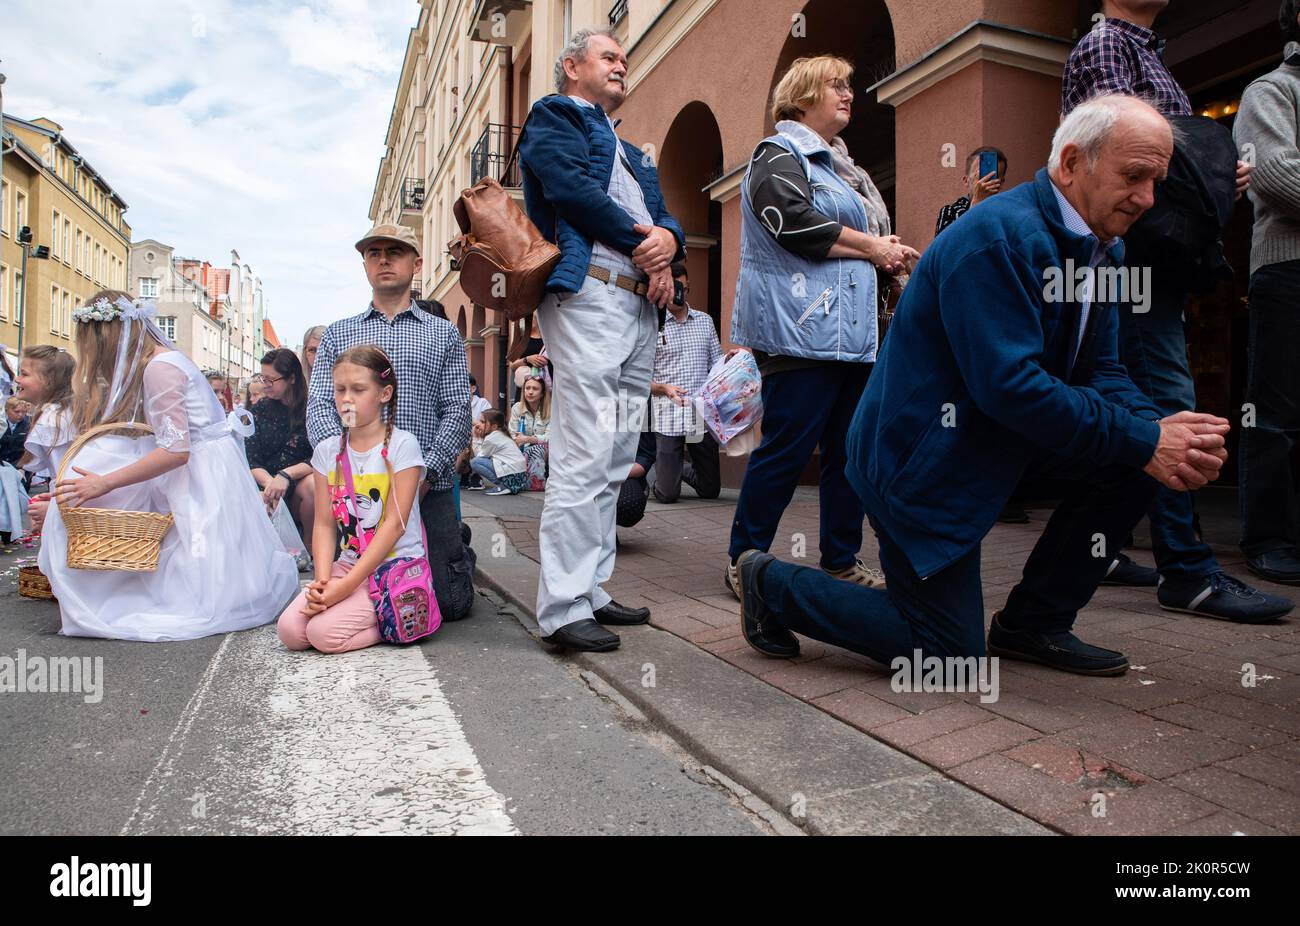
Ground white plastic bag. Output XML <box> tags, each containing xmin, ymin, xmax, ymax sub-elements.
<box><xmin>695</xmin><ymin>351</ymin><xmax>763</xmax><ymax>444</ymax></box>
<box><xmin>269</xmin><ymin>499</ymin><xmax>305</xmax><ymax>557</ymax></box>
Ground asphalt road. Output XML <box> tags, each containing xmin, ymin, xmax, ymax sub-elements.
<box><xmin>0</xmin><ymin>560</ymin><xmax>764</xmax><ymax>836</ymax></box>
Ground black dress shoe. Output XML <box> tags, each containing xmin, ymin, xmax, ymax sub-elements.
<box><xmin>541</xmin><ymin>619</ymin><xmax>620</xmax><ymax>652</ymax></box>
<box><xmin>997</xmin><ymin>504</ymin><xmax>1030</xmax><ymax>524</ymax></box>
<box><xmin>987</xmin><ymin>612</ymin><xmax>1128</xmax><ymax>676</ymax></box>
<box><xmin>736</xmin><ymin>549</ymin><xmax>800</xmax><ymax>658</ymax></box>
<box><xmin>593</xmin><ymin>599</ymin><xmax>650</xmax><ymax>625</ymax></box>
<box><xmin>1246</xmin><ymin>549</ymin><xmax>1300</xmax><ymax>586</ymax></box>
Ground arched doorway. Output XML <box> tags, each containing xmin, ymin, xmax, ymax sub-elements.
<box><xmin>657</xmin><ymin>101</ymin><xmax>724</xmax><ymax>335</ymax></box>
<box><xmin>766</xmin><ymin>0</ymin><xmax>897</xmax><ymax>215</ymax></box>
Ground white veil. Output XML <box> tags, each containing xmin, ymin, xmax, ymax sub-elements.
<box><xmin>79</xmin><ymin>295</ymin><xmax>178</xmax><ymax>424</ymax></box>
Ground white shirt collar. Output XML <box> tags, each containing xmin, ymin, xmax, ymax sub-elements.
<box><xmin>567</xmin><ymin>94</ymin><xmax>620</xmax><ymax>132</ymax></box>
<box><xmin>1049</xmin><ymin>181</ymin><xmax>1121</xmax><ymax>258</ymax></box>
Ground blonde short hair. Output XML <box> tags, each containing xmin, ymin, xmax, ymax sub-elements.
<box><xmin>5</xmin><ymin>396</ymin><xmax>31</xmax><ymax>414</ymax></box>
<box><xmin>771</xmin><ymin>55</ymin><xmax>853</xmax><ymax>123</ymax></box>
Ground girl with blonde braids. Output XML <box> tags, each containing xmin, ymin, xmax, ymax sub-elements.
<box><xmin>278</xmin><ymin>345</ymin><xmax>428</xmax><ymax>654</ymax></box>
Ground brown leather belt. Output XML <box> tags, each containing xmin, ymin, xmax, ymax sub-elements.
<box><xmin>587</xmin><ymin>264</ymin><xmax>649</xmax><ymax>296</ymax></box>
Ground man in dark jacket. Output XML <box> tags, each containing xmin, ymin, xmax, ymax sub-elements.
<box><xmin>733</xmin><ymin>95</ymin><xmax>1251</xmax><ymax>677</ymax></box>
<box><xmin>520</xmin><ymin>27</ymin><xmax>684</xmax><ymax>652</ymax></box>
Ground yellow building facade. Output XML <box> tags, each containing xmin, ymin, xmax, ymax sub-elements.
<box><xmin>1</xmin><ymin>115</ymin><xmax>132</xmax><ymax>364</ymax></box>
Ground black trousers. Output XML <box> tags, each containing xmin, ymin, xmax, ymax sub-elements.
<box><xmin>420</xmin><ymin>488</ymin><xmax>476</xmax><ymax>622</ymax></box>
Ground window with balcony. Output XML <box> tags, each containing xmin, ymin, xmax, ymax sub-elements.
<box><xmin>470</xmin><ymin>123</ymin><xmax>522</xmax><ymax>187</ymax></box>
<box><xmin>609</xmin><ymin>0</ymin><xmax>628</xmax><ymax>25</ymax></box>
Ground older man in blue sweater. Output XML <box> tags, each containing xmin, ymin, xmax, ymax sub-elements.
<box><xmin>735</xmin><ymin>95</ymin><xmax>1244</xmax><ymax>677</ymax></box>
<box><xmin>519</xmin><ymin>28</ymin><xmax>685</xmax><ymax>653</ymax></box>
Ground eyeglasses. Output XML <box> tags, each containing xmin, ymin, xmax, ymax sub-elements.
<box><xmin>256</xmin><ymin>373</ymin><xmax>285</xmax><ymax>386</ymax></box>
<box><xmin>825</xmin><ymin>78</ymin><xmax>853</xmax><ymax>96</ymax></box>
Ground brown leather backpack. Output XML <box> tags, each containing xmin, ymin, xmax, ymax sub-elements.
<box><xmin>447</xmin><ymin>127</ymin><xmax>559</xmax><ymax>321</ymax></box>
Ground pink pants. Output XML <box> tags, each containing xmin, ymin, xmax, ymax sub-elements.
<box><xmin>277</xmin><ymin>560</ymin><xmax>382</xmax><ymax>654</ymax></box>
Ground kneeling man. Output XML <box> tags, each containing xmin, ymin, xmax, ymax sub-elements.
<box><xmin>736</xmin><ymin>95</ymin><xmax>1240</xmax><ymax>676</ymax></box>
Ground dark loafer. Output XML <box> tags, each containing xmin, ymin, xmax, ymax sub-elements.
<box><xmin>987</xmin><ymin>612</ymin><xmax>1128</xmax><ymax>676</ymax></box>
<box><xmin>593</xmin><ymin>599</ymin><xmax>651</xmax><ymax>625</ymax></box>
<box><xmin>541</xmin><ymin>618</ymin><xmax>620</xmax><ymax>652</ymax></box>
<box><xmin>1246</xmin><ymin>549</ymin><xmax>1300</xmax><ymax>587</ymax></box>
<box><xmin>736</xmin><ymin>549</ymin><xmax>800</xmax><ymax>658</ymax></box>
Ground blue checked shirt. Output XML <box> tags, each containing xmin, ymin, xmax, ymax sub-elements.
<box><xmin>1061</xmin><ymin>18</ymin><xmax>1192</xmax><ymax>117</ymax></box>
<box><xmin>306</xmin><ymin>301</ymin><xmax>471</xmax><ymax>491</ymax></box>
<box><xmin>651</xmin><ymin>306</ymin><xmax>723</xmax><ymax>437</ymax></box>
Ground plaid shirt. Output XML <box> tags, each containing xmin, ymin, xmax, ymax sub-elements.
<box><xmin>306</xmin><ymin>301</ymin><xmax>471</xmax><ymax>491</ymax></box>
<box><xmin>1061</xmin><ymin>18</ymin><xmax>1192</xmax><ymax>117</ymax></box>
<box><xmin>651</xmin><ymin>306</ymin><xmax>722</xmax><ymax>437</ymax></box>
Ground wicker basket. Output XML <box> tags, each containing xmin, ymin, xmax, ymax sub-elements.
<box><xmin>56</xmin><ymin>422</ymin><xmax>175</xmax><ymax>572</ymax></box>
<box><xmin>18</xmin><ymin>565</ymin><xmax>56</xmax><ymax>600</ymax></box>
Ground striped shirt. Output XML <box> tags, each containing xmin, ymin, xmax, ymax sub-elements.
<box><xmin>306</xmin><ymin>301</ymin><xmax>471</xmax><ymax>492</ymax></box>
<box><xmin>1050</xmin><ymin>182</ymin><xmax>1122</xmax><ymax>373</ymax></box>
<box><xmin>1061</xmin><ymin>18</ymin><xmax>1192</xmax><ymax>117</ymax></box>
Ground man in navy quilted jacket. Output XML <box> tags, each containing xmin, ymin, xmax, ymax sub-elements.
<box><xmin>519</xmin><ymin>27</ymin><xmax>684</xmax><ymax>653</ymax></box>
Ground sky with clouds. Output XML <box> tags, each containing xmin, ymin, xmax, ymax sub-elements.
<box><xmin>2</xmin><ymin>0</ymin><xmax>418</xmax><ymax>348</ymax></box>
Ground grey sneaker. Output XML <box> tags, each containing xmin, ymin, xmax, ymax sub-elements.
<box><xmin>823</xmin><ymin>557</ymin><xmax>887</xmax><ymax>589</ymax></box>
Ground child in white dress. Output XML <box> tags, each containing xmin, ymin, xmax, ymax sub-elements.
<box><xmin>43</xmin><ymin>290</ymin><xmax>299</xmax><ymax>641</ymax></box>
<box><xmin>16</xmin><ymin>345</ymin><xmax>77</xmax><ymax>533</ymax></box>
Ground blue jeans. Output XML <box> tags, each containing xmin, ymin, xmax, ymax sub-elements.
<box><xmin>1117</xmin><ymin>270</ymin><xmax>1218</xmax><ymax>581</ymax></box>
<box><xmin>728</xmin><ymin>362</ymin><xmax>871</xmax><ymax>569</ymax></box>
<box><xmin>1240</xmin><ymin>260</ymin><xmax>1300</xmax><ymax>556</ymax></box>
<box><xmin>470</xmin><ymin>457</ymin><xmax>499</xmax><ymax>483</ymax></box>
<box><xmin>759</xmin><ymin>459</ymin><xmax>1155</xmax><ymax>662</ymax></box>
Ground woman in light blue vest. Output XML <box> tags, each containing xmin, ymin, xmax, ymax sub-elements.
<box><xmin>724</xmin><ymin>55</ymin><xmax>920</xmax><ymax>620</ymax></box>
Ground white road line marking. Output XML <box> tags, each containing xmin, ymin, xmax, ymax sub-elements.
<box><xmin>125</xmin><ymin>627</ymin><xmax>516</xmax><ymax>835</ymax></box>
<box><xmin>120</xmin><ymin>632</ymin><xmax>235</xmax><ymax>835</ymax></box>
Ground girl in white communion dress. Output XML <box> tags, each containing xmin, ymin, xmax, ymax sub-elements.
<box><xmin>41</xmin><ymin>290</ymin><xmax>299</xmax><ymax>641</ymax></box>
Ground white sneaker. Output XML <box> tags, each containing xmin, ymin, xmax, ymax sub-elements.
<box><xmin>725</xmin><ymin>560</ymin><xmax>740</xmax><ymax>600</ymax></box>
<box><xmin>485</xmin><ymin>485</ymin><xmax>512</xmax><ymax>496</ymax></box>
<box><xmin>823</xmin><ymin>558</ymin><xmax>887</xmax><ymax>589</ymax></box>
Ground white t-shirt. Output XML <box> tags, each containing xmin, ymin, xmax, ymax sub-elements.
<box><xmin>470</xmin><ymin>395</ymin><xmax>491</xmax><ymax>422</ymax></box>
<box><xmin>311</xmin><ymin>428</ymin><xmax>426</xmax><ymax>565</ymax></box>
<box><xmin>476</xmin><ymin>429</ymin><xmax>526</xmax><ymax>476</ymax></box>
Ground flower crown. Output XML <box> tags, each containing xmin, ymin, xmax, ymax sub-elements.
<box><xmin>72</xmin><ymin>295</ymin><xmax>156</xmax><ymax>324</ymax></box>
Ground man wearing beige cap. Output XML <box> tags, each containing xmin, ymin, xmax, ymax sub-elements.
<box><xmin>305</xmin><ymin>223</ymin><xmax>477</xmax><ymax>621</ymax></box>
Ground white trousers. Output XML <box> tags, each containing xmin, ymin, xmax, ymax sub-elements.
<box><xmin>534</xmin><ymin>273</ymin><xmax>657</xmax><ymax>635</ymax></box>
